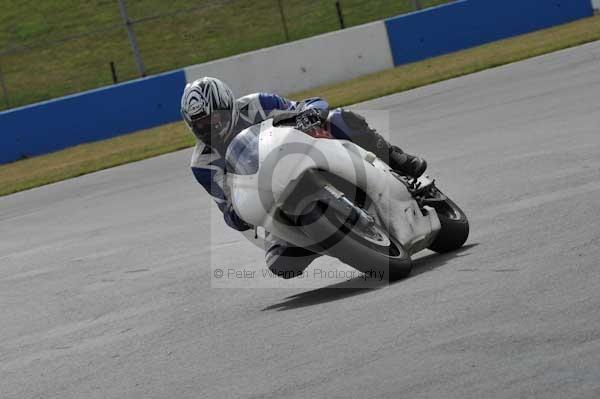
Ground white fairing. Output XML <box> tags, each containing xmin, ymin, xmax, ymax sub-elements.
<box><xmin>228</xmin><ymin>120</ymin><xmax>440</xmax><ymax>254</ymax></box>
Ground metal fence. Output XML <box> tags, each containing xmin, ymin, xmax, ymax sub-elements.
<box><xmin>0</xmin><ymin>0</ymin><xmax>450</xmax><ymax>111</ymax></box>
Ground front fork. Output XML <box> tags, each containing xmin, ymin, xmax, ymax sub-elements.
<box><xmin>320</xmin><ymin>184</ymin><xmax>376</xmax><ymax>231</ymax></box>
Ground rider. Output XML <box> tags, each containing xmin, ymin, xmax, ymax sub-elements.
<box><xmin>181</xmin><ymin>77</ymin><xmax>427</xmax><ymax>279</ymax></box>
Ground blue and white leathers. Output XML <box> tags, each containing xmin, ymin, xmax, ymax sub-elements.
<box><xmin>190</xmin><ymin>93</ymin><xmax>328</xmax><ymax>231</ymax></box>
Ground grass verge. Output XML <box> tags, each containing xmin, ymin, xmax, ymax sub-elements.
<box><xmin>0</xmin><ymin>0</ymin><xmax>449</xmax><ymax>110</ymax></box>
<box><xmin>1</xmin><ymin>14</ymin><xmax>600</xmax><ymax>197</ymax></box>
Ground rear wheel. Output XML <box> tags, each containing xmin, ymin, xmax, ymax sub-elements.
<box><xmin>425</xmin><ymin>187</ymin><xmax>469</xmax><ymax>253</ymax></box>
<box><xmin>299</xmin><ymin>202</ymin><xmax>412</xmax><ymax>281</ymax></box>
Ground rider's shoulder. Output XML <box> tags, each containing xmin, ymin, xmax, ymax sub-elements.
<box><xmin>235</xmin><ymin>93</ymin><xmax>262</xmax><ymax>116</ymax></box>
<box><xmin>236</xmin><ymin>93</ymin><xmax>261</xmax><ymax>107</ymax></box>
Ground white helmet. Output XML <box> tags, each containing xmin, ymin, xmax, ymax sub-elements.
<box><xmin>180</xmin><ymin>77</ymin><xmax>239</xmax><ymax>146</ymax></box>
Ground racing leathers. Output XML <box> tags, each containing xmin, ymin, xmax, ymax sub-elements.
<box><xmin>190</xmin><ymin>93</ymin><xmax>328</xmax><ymax>232</ymax></box>
<box><xmin>191</xmin><ymin>92</ymin><xmax>414</xmax><ymax>278</ymax></box>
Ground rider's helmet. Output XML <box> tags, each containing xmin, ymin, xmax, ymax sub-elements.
<box><xmin>180</xmin><ymin>77</ymin><xmax>239</xmax><ymax>147</ymax></box>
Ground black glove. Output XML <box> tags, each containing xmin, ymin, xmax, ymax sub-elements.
<box><xmin>295</xmin><ymin>108</ymin><xmax>327</xmax><ymax>132</ymax></box>
<box><xmin>272</xmin><ymin>108</ymin><xmax>327</xmax><ymax>132</ymax></box>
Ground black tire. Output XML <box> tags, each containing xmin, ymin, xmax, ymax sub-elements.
<box><xmin>427</xmin><ymin>189</ymin><xmax>469</xmax><ymax>253</ymax></box>
<box><xmin>299</xmin><ymin>202</ymin><xmax>412</xmax><ymax>281</ymax></box>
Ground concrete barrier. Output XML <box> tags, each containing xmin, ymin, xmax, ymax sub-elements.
<box><xmin>0</xmin><ymin>70</ymin><xmax>186</xmax><ymax>164</ymax></box>
<box><xmin>184</xmin><ymin>21</ymin><xmax>394</xmax><ymax>98</ymax></box>
<box><xmin>0</xmin><ymin>22</ymin><xmax>394</xmax><ymax>165</ymax></box>
<box><xmin>385</xmin><ymin>0</ymin><xmax>594</xmax><ymax>66</ymax></box>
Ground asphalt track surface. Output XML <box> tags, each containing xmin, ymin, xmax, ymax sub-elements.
<box><xmin>2</xmin><ymin>42</ymin><xmax>600</xmax><ymax>399</ymax></box>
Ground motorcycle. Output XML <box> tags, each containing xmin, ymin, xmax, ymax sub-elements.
<box><xmin>225</xmin><ymin>117</ymin><xmax>469</xmax><ymax>281</ymax></box>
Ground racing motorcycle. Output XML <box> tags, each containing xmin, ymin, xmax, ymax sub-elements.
<box><xmin>225</xmin><ymin>115</ymin><xmax>469</xmax><ymax>280</ymax></box>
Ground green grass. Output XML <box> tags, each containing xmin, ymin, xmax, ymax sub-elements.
<box><xmin>0</xmin><ymin>0</ymin><xmax>450</xmax><ymax>110</ymax></box>
<box><xmin>0</xmin><ymin>121</ymin><xmax>195</xmax><ymax>196</ymax></box>
<box><xmin>1</xmin><ymin>14</ymin><xmax>600</xmax><ymax>197</ymax></box>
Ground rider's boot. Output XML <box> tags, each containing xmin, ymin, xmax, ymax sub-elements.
<box><xmin>389</xmin><ymin>145</ymin><xmax>428</xmax><ymax>178</ymax></box>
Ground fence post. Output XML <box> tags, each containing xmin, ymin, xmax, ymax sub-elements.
<box><xmin>118</xmin><ymin>0</ymin><xmax>146</xmax><ymax>77</ymax></box>
<box><xmin>411</xmin><ymin>0</ymin><xmax>422</xmax><ymax>10</ymax></box>
<box><xmin>335</xmin><ymin>1</ymin><xmax>345</xmax><ymax>29</ymax></box>
<box><xmin>276</xmin><ymin>0</ymin><xmax>290</xmax><ymax>41</ymax></box>
<box><xmin>110</xmin><ymin>61</ymin><xmax>118</xmax><ymax>84</ymax></box>
<box><xmin>0</xmin><ymin>59</ymin><xmax>9</xmax><ymax>109</ymax></box>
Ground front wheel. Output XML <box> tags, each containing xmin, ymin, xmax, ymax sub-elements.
<box><xmin>299</xmin><ymin>202</ymin><xmax>412</xmax><ymax>281</ymax></box>
<box><xmin>425</xmin><ymin>187</ymin><xmax>469</xmax><ymax>253</ymax></box>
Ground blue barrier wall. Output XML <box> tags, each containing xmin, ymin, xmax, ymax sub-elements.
<box><xmin>0</xmin><ymin>0</ymin><xmax>594</xmax><ymax>165</ymax></box>
<box><xmin>0</xmin><ymin>70</ymin><xmax>186</xmax><ymax>164</ymax></box>
<box><xmin>385</xmin><ymin>0</ymin><xmax>594</xmax><ymax>66</ymax></box>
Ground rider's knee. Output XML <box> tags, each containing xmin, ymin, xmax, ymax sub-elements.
<box><xmin>267</xmin><ymin>260</ymin><xmax>308</xmax><ymax>279</ymax></box>
<box><xmin>265</xmin><ymin>246</ymin><xmax>317</xmax><ymax>279</ymax></box>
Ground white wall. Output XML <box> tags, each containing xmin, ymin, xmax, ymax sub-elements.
<box><xmin>184</xmin><ymin>21</ymin><xmax>394</xmax><ymax>97</ymax></box>
<box><xmin>592</xmin><ymin>0</ymin><xmax>600</xmax><ymax>11</ymax></box>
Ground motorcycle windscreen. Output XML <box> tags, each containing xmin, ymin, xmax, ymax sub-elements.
<box><xmin>225</xmin><ymin>126</ymin><xmax>260</xmax><ymax>175</ymax></box>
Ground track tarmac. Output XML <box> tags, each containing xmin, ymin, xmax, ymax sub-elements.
<box><xmin>2</xmin><ymin>41</ymin><xmax>600</xmax><ymax>398</ymax></box>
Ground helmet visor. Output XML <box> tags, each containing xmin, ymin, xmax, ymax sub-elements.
<box><xmin>190</xmin><ymin>114</ymin><xmax>213</xmax><ymax>141</ymax></box>
<box><xmin>189</xmin><ymin>111</ymin><xmax>231</xmax><ymax>146</ymax></box>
